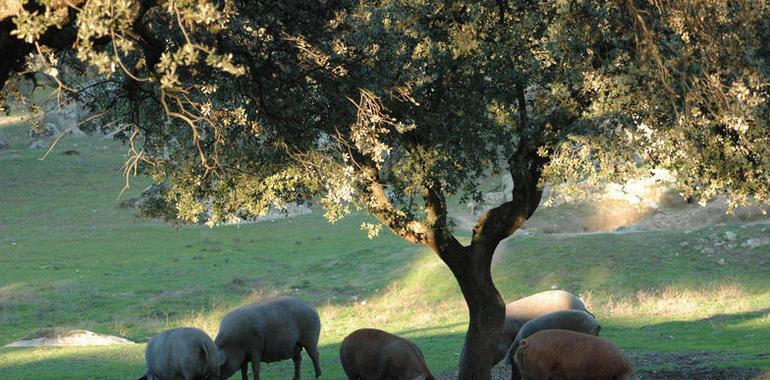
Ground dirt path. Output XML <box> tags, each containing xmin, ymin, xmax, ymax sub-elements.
<box><xmin>437</xmin><ymin>360</ymin><xmax>767</xmax><ymax>380</ymax></box>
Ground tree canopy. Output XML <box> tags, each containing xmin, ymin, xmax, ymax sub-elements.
<box><xmin>2</xmin><ymin>1</ymin><xmax>769</xmax><ymax>378</ymax></box>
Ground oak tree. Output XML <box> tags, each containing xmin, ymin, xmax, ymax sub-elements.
<box><xmin>2</xmin><ymin>1</ymin><xmax>769</xmax><ymax>378</ymax></box>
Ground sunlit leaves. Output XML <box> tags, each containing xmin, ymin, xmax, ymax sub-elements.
<box><xmin>10</xmin><ymin>0</ymin><xmax>70</xmax><ymax>43</ymax></box>
<box><xmin>6</xmin><ymin>0</ymin><xmax>770</xmax><ymax>228</ymax></box>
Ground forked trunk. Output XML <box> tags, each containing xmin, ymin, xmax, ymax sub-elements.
<box><xmin>441</xmin><ymin>243</ymin><xmax>505</xmax><ymax>380</ymax></box>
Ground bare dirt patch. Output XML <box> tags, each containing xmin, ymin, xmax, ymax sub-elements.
<box><xmin>639</xmin><ymin>367</ymin><xmax>765</xmax><ymax>380</ymax></box>
<box><xmin>436</xmin><ymin>352</ymin><xmax>767</xmax><ymax>379</ymax></box>
<box><xmin>629</xmin><ymin>351</ymin><xmax>766</xmax><ymax>380</ymax></box>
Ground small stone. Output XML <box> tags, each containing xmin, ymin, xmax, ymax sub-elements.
<box><xmin>679</xmin><ymin>241</ymin><xmax>690</xmax><ymax>248</ymax></box>
<box><xmin>718</xmin><ymin>258</ymin><xmax>726</xmax><ymax>265</ymax></box>
<box><xmin>725</xmin><ymin>231</ymin><xmax>737</xmax><ymax>241</ymax></box>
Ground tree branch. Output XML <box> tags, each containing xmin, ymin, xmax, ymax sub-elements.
<box><xmin>471</xmin><ymin>79</ymin><xmax>547</xmax><ymax>248</ymax></box>
<box><xmin>423</xmin><ymin>178</ymin><xmax>464</xmax><ymax>258</ymax></box>
<box><xmin>360</xmin><ymin>167</ymin><xmax>432</xmax><ymax>246</ymax></box>
<box><xmin>471</xmin><ymin>153</ymin><xmax>545</xmax><ymax>247</ymax></box>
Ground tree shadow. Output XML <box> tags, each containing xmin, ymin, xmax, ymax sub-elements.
<box><xmin>1</xmin><ymin>309</ymin><xmax>768</xmax><ymax>379</ymax></box>
<box><xmin>0</xmin><ymin>328</ymin><xmax>469</xmax><ymax>380</ymax></box>
<box><xmin>609</xmin><ymin>308</ymin><xmax>770</xmax><ymax>379</ymax></box>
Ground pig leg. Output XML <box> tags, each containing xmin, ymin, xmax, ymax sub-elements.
<box><xmin>292</xmin><ymin>344</ymin><xmax>302</xmax><ymax>380</ymax></box>
<box><xmin>306</xmin><ymin>345</ymin><xmax>321</xmax><ymax>378</ymax></box>
<box><xmin>240</xmin><ymin>361</ymin><xmax>249</xmax><ymax>380</ymax></box>
<box><xmin>250</xmin><ymin>350</ymin><xmax>262</xmax><ymax>380</ymax></box>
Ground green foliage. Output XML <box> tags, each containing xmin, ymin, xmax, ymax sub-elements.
<box><xmin>4</xmin><ymin>1</ymin><xmax>769</xmax><ymax>229</ymax></box>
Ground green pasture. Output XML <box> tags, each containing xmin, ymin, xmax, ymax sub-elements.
<box><xmin>0</xmin><ymin>121</ymin><xmax>768</xmax><ymax>379</ymax></box>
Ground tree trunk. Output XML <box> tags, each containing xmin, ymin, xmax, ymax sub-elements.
<box><xmin>441</xmin><ymin>243</ymin><xmax>505</xmax><ymax>380</ymax></box>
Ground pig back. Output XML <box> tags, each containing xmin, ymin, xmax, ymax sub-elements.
<box><xmin>505</xmin><ymin>290</ymin><xmax>587</xmax><ymax>323</ymax></box>
<box><xmin>216</xmin><ymin>296</ymin><xmax>320</xmax><ymax>362</ymax></box>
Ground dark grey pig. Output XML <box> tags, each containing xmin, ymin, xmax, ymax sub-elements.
<box><xmin>340</xmin><ymin>328</ymin><xmax>435</xmax><ymax>380</ymax></box>
<box><xmin>494</xmin><ymin>290</ymin><xmax>589</xmax><ymax>364</ymax></box>
<box><xmin>215</xmin><ymin>296</ymin><xmax>321</xmax><ymax>380</ymax></box>
<box><xmin>508</xmin><ymin>310</ymin><xmax>600</xmax><ymax>380</ymax></box>
<box><xmin>139</xmin><ymin>327</ymin><xmax>221</xmax><ymax>380</ymax></box>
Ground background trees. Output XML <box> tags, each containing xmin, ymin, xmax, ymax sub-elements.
<box><xmin>2</xmin><ymin>1</ymin><xmax>769</xmax><ymax>378</ymax></box>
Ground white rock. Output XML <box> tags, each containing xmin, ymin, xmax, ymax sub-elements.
<box><xmin>5</xmin><ymin>329</ymin><xmax>134</xmax><ymax>347</ymax></box>
<box><xmin>725</xmin><ymin>231</ymin><xmax>737</xmax><ymax>241</ymax></box>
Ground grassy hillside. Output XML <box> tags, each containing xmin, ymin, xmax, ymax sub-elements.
<box><xmin>1</xmin><ymin>120</ymin><xmax>769</xmax><ymax>379</ymax></box>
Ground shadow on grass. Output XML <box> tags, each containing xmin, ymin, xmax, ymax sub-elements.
<box><xmin>601</xmin><ymin>308</ymin><xmax>770</xmax><ymax>380</ymax></box>
<box><xmin>0</xmin><ymin>329</ymin><xmax>468</xmax><ymax>380</ymax></box>
<box><xmin>1</xmin><ymin>310</ymin><xmax>768</xmax><ymax>380</ymax></box>
<box><xmin>700</xmin><ymin>307</ymin><xmax>770</xmax><ymax>323</ymax></box>
<box><xmin>395</xmin><ymin>321</ymin><xmax>466</xmax><ymax>337</ymax></box>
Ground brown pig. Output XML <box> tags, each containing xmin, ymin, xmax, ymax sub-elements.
<box><xmin>514</xmin><ymin>329</ymin><xmax>638</xmax><ymax>380</ymax></box>
<box><xmin>340</xmin><ymin>328</ymin><xmax>435</xmax><ymax>380</ymax></box>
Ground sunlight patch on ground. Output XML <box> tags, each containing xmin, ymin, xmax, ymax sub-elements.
<box><xmin>314</xmin><ymin>251</ymin><xmax>466</xmax><ymax>343</ymax></box>
<box><xmin>0</xmin><ymin>116</ymin><xmax>27</xmax><ymax>128</ymax></box>
<box><xmin>596</xmin><ymin>284</ymin><xmax>752</xmax><ymax>318</ymax></box>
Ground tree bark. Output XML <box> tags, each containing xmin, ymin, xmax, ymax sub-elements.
<box><xmin>440</xmin><ymin>242</ymin><xmax>506</xmax><ymax>380</ymax></box>
<box><xmin>450</xmin><ymin>154</ymin><xmax>545</xmax><ymax>379</ymax></box>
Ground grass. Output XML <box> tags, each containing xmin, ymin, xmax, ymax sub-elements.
<box><xmin>0</xmin><ymin>119</ymin><xmax>769</xmax><ymax>379</ymax></box>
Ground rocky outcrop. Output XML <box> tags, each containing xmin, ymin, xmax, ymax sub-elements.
<box><xmin>28</xmin><ymin>101</ymin><xmax>89</xmax><ymax>148</ymax></box>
